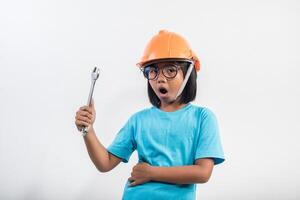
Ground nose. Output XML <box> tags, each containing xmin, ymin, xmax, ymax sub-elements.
<box><xmin>156</xmin><ymin>69</ymin><xmax>167</xmax><ymax>83</ymax></box>
<box><xmin>156</xmin><ymin>70</ymin><xmax>167</xmax><ymax>83</ymax></box>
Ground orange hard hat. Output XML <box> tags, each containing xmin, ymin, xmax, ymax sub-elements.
<box><xmin>137</xmin><ymin>30</ymin><xmax>200</xmax><ymax>71</ymax></box>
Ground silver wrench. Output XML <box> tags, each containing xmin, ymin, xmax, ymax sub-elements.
<box><xmin>80</xmin><ymin>67</ymin><xmax>100</xmax><ymax>136</ymax></box>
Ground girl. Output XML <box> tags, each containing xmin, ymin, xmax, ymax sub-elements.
<box><xmin>75</xmin><ymin>30</ymin><xmax>225</xmax><ymax>200</ymax></box>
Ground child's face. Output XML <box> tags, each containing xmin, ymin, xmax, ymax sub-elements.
<box><xmin>148</xmin><ymin>62</ymin><xmax>184</xmax><ymax>104</ymax></box>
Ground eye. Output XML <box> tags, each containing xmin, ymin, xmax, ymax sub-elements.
<box><xmin>167</xmin><ymin>68</ymin><xmax>175</xmax><ymax>73</ymax></box>
<box><xmin>143</xmin><ymin>66</ymin><xmax>158</xmax><ymax>79</ymax></box>
<box><xmin>165</xmin><ymin>66</ymin><xmax>177</xmax><ymax>73</ymax></box>
<box><xmin>149</xmin><ymin>67</ymin><xmax>157</xmax><ymax>73</ymax></box>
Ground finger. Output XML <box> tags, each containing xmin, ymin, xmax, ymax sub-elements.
<box><xmin>77</xmin><ymin>110</ymin><xmax>93</xmax><ymax>118</ymax></box>
<box><xmin>75</xmin><ymin>119</ymin><xmax>89</xmax><ymax>127</ymax></box>
<box><xmin>80</xmin><ymin>105</ymin><xmax>88</xmax><ymax>110</ymax></box>
<box><xmin>88</xmin><ymin>107</ymin><xmax>94</xmax><ymax>114</ymax></box>
<box><xmin>75</xmin><ymin>120</ymin><xmax>89</xmax><ymax>127</ymax></box>
<box><xmin>80</xmin><ymin>106</ymin><xmax>92</xmax><ymax>113</ymax></box>
<box><xmin>129</xmin><ymin>181</ymin><xmax>137</xmax><ymax>187</ymax></box>
<box><xmin>76</xmin><ymin>116</ymin><xmax>92</xmax><ymax>124</ymax></box>
<box><xmin>133</xmin><ymin>165</ymin><xmax>140</xmax><ymax>171</ymax></box>
<box><xmin>83</xmin><ymin>106</ymin><xmax>93</xmax><ymax>114</ymax></box>
<box><xmin>77</xmin><ymin>109</ymin><xmax>93</xmax><ymax>117</ymax></box>
<box><xmin>128</xmin><ymin>177</ymin><xmax>134</xmax><ymax>182</ymax></box>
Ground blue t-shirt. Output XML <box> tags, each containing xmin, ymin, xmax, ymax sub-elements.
<box><xmin>107</xmin><ymin>103</ymin><xmax>225</xmax><ymax>200</ymax></box>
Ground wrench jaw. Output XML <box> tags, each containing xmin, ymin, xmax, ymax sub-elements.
<box><xmin>91</xmin><ymin>67</ymin><xmax>100</xmax><ymax>80</ymax></box>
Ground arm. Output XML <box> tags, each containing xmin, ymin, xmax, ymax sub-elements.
<box><xmin>83</xmin><ymin>126</ymin><xmax>122</xmax><ymax>172</ymax></box>
<box><xmin>150</xmin><ymin>158</ymin><xmax>214</xmax><ymax>184</ymax></box>
<box><xmin>75</xmin><ymin>100</ymin><xmax>122</xmax><ymax>172</ymax></box>
<box><xmin>128</xmin><ymin>158</ymin><xmax>214</xmax><ymax>186</ymax></box>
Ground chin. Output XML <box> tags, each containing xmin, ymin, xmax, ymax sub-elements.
<box><xmin>160</xmin><ymin>97</ymin><xmax>175</xmax><ymax>104</ymax></box>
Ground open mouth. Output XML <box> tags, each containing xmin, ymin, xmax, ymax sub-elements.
<box><xmin>158</xmin><ymin>87</ymin><xmax>168</xmax><ymax>94</ymax></box>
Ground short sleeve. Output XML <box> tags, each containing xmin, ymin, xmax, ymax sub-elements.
<box><xmin>194</xmin><ymin>108</ymin><xmax>225</xmax><ymax>165</ymax></box>
<box><xmin>107</xmin><ymin>116</ymin><xmax>137</xmax><ymax>163</ymax></box>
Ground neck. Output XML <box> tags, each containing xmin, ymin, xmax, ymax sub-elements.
<box><xmin>159</xmin><ymin>101</ymin><xmax>187</xmax><ymax>112</ymax></box>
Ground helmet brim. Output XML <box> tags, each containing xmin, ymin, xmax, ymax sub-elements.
<box><xmin>138</xmin><ymin>58</ymin><xmax>194</xmax><ymax>68</ymax></box>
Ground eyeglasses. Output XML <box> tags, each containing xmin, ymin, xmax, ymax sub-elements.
<box><xmin>141</xmin><ymin>63</ymin><xmax>182</xmax><ymax>80</ymax></box>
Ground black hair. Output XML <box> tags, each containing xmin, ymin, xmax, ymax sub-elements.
<box><xmin>147</xmin><ymin>61</ymin><xmax>197</xmax><ymax>108</ymax></box>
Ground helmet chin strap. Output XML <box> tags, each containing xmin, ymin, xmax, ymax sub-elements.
<box><xmin>168</xmin><ymin>63</ymin><xmax>194</xmax><ymax>104</ymax></box>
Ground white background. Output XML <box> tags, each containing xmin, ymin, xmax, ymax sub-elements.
<box><xmin>1</xmin><ymin>0</ymin><xmax>299</xmax><ymax>199</ymax></box>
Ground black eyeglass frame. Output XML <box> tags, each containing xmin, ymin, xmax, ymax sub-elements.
<box><xmin>140</xmin><ymin>58</ymin><xmax>194</xmax><ymax>80</ymax></box>
<box><xmin>141</xmin><ymin>63</ymin><xmax>185</xmax><ymax>80</ymax></box>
